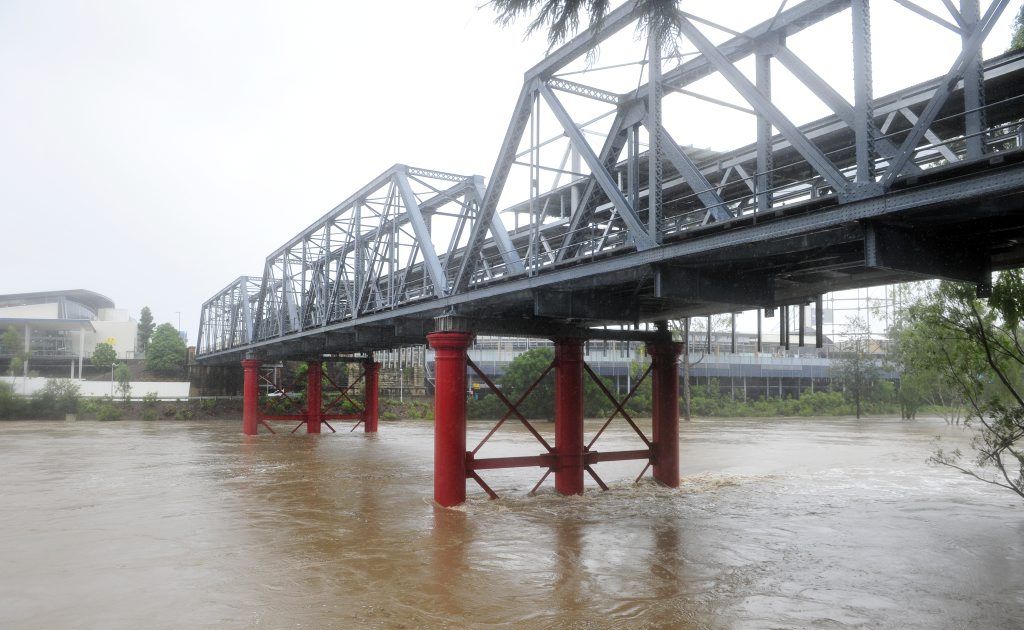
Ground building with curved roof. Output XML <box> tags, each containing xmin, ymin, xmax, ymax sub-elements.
<box><xmin>0</xmin><ymin>290</ymin><xmax>137</xmax><ymax>378</ymax></box>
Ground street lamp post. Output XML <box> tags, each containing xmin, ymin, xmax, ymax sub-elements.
<box><xmin>110</xmin><ymin>362</ymin><xmax>116</xmax><ymax>397</ymax></box>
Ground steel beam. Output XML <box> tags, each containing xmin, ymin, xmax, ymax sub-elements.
<box><xmin>655</xmin><ymin>266</ymin><xmax>774</xmax><ymax>306</ymax></box>
<box><xmin>852</xmin><ymin>0</ymin><xmax>876</xmax><ymax>185</ymax></box>
<box><xmin>473</xmin><ymin>178</ymin><xmax>524</xmax><ymax>275</ymax></box>
<box><xmin>882</xmin><ymin>0</ymin><xmax>1010</xmax><ymax>185</ymax></box>
<box><xmin>394</xmin><ymin>171</ymin><xmax>448</xmax><ymax>297</ymax></box>
<box><xmin>639</xmin><ymin>0</ymin><xmax>850</xmax><ymax>98</ymax></box>
<box><xmin>864</xmin><ymin>222</ymin><xmax>990</xmax><ymax>285</ymax></box>
<box><xmin>961</xmin><ymin>0</ymin><xmax>986</xmax><ymax>160</ymax></box>
<box><xmin>540</xmin><ymin>84</ymin><xmax>656</xmax><ymax>251</ymax></box>
<box><xmin>453</xmin><ymin>83</ymin><xmax>535</xmax><ymax>293</ymax></box>
<box><xmin>677</xmin><ymin>15</ymin><xmax>851</xmax><ymax>198</ymax></box>
<box><xmin>773</xmin><ymin>45</ymin><xmax>918</xmax><ymax>175</ymax></box>
<box><xmin>554</xmin><ymin>108</ymin><xmax>631</xmax><ymax>262</ymax></box>
<box><xmin>653</xmin><ymin>123</ymin><xmax>731</xmax><ymax>221</ymax></box>
<box><xmin>755</xmin><ymin>49</ymin><xmax>773</xmax><ymax>213</ymax></box>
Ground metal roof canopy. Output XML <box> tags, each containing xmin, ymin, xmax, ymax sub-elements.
<box><xmin>0</xmin><ymin>290</ymin><xmax>115</xmax><ymax>313</ymax></box>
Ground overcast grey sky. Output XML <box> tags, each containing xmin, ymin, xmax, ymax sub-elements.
<box><xmin>1</xmin><ymin>1</ymin><xmax>1019</xmax><ymax>342</ymax></box>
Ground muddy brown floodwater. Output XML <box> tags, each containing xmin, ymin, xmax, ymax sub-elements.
<box><xmin>0</xmin><ymin>416</ymin><xmax>1021</xmax><ymax>629</ymax></box>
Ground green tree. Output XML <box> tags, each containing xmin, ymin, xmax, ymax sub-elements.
<box><xmin>832</xmin><ymin>318</ymin><xmax>881</xmax><ymax>420</ymax></box>
<box><xmin>497</xmin><ymin>345</ymin><xmax>614</xmax><ymax>420</ymax></box>
<box><xmin>91</xmin><ymin>342</ymin><xmax>117</xmax><ymax>368</ymax></box>
<box><xmin>891</xmin><ymin>296</ymin><xmax>974</xmax><ymax>423</ymax></box>
<box><xmin>501</xmin><ymin>347</ymin><xmax>557</xmax><ymax>419</ymax></box>
<box><xmin>490</xmin><ymin>0</ymin><xmax>682</xmax><ymax>50</ymax></box>
<box><xmin>2</xmin><ymin>326</ymin><xmax>28</xmax><ymax>375</ymax></box>
<box><xmin>900</xmin><ymin>274</ymin><xmax>1024</xmax><ymax>501</ymax></box>
<box><xmin>1011</xmin><ymin>4</ymin><xmax>1024</xmax><ymax>51</ymax></box>
<box><xmin>37</xmin><ymin>379</ymin><xmax>81</xmax><ymax>416</ymax></box>
<box><xmin>115</xmin><ymin>363</ymin><xmax>132</xmax><ymax>402</ymax></box>
<box><xmin>137</xmin><ymin>306</ymin><xmax>155</xmax><ymax>352</ymax></box>
<box><xmin>146</xmin><ymin>323</ymin><xmax>187</xmax><ymax>376</ymax></box>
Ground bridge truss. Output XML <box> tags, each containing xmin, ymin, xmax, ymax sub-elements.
<box><xmin>198</xmin><ymin>0</ymin><xmax>1024</xmax><ymax>363</ymax></box>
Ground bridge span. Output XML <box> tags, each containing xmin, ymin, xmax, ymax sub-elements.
<box><xmin>196</xmin><ymin>0</ymin><xmax>1024</xmax><ymax>506</ymax></box>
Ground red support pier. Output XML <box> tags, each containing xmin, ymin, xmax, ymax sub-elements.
<box><xmin>363</xmin><ymin>360</ymin><xmax>380</xmax><ymax>433</ymax></box>
<box><xmin>306</xmin><ymin>361</ymin><xmax>322</xmax><ymax>434</ymax></box>
<box><xmin>436</xmin><ymin>326</ymin><xmax>670</xmax><ymax>506</ymax></box>
<box><xmin>648</xmin><ymin>341</ymin><xmax>684</xmax><ymax>487</ymax></box>
<box><xmin>427</xmin><ymin>331</ymin><xmax>474</xmax><ymax>508</ymax></box>
<box><xmin>242</xmin><ymin>358</ymin><xmax>262</xmax><ymax>436</ymax></box>
<box><xmin>238</xmin><ymin>357</ymin><xmax>371</xmax><ymax>436</ymax></box>
<box><xmin>554</xmin><ymin>338</ymin><xmax>585</xmax><ymax>496</ymax></box>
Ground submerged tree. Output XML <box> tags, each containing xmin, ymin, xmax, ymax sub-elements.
<box><xmin>901</xmin><ymin>273</ymin><xmax>1024</xmax><ymax>501</ymax></box>
<box><xmin>891</xmin><ymin>291</ymin><xmax>973</xmax><ymax>423</ymax></box>
<box><xmin>832</xmin><ymin>317</ymin><xmax>881</xmax><ymax>420</ymax></box>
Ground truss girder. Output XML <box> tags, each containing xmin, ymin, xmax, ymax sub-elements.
<box><xmin>196</xmin><ymin>0</ymin><xmax>1024</xmax><ymax>362</ymax></box>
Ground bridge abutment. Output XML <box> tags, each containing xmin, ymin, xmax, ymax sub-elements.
<box><xmin>428</xmin><ymin>331</ymin><xmax>474</xmax><ymax>507</ymax></box>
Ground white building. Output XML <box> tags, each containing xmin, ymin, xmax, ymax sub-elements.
<box><xmin>0</xmin><ymin>290</ymin><xmax>138</xmax><ymax>378</ymax></box>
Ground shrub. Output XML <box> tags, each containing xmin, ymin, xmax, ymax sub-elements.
<box><xmin>96</xmin><ymin>398</ymin><xmax>123</xmax><ymax>421</ymax></box>
<box><xmin>79</xmin><ymin>398</ymin><xmax>99</xmax><ymax>418</ymax></box>
<box><xmin>114</xmin><ymin>363</ymin><xmax>132</xmax><ymax>402</ymax></box>
<box><xmin>0</xmin><ymin>381</ymin><xmax>26</xmax><ymax>419</ymax></box>
<box><xmin>43</xmin><ymin>379</ymin><xmax>81</xmax><ymax>415</ymax></box>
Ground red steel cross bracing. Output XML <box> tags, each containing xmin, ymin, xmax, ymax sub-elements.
<box><xmin>320</xmin><ymin>368</ymin><xmax>370</xmax><ymax>432</ymax></box>
<box><xmin>322</xmin><ymin>369</ymin><xmax>365</xmax><ymax>414</ymax></box>
<box><xmin>463</xmin><ymin>355</ymin><xmax>654</xmax><ymax>500</ymax></box>
<box><xmin>584</xmin><ymin>363</ymin><xmax>652</xmax><ymax>450</ymax></box>
<box><xmin>466</xmin><ymin>357</ymin><xmax>554</xmax><ymax>454</ymax></box>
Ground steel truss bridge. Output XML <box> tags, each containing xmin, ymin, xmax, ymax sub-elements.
<box><xmin>198</xmin><ymin>0</ymin><xmax>1024</xmax><ymax>364</ymax></box>
<box><xmin>195</xmin><ymin>0</ymin><xmax>1024</xmax><ymax>505</ymax></box>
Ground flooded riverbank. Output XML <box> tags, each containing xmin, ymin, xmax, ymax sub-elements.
<box><xmin>0</xmin><ymin>417</ymin><xmax>1020</xmax><ymax>628</ymax></box>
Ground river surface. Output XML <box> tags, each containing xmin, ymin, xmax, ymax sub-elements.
<box><xmin>0</xmin><ymin>416</ymin><xmax>1021</xmax><ymax>629</ymax></box>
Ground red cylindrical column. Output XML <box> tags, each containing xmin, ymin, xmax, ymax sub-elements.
<box><xmin>306</xmin><ymin>361</ymin><xmax>322</xmax><ymax>434</ymax></box>
<box><xmin>554</xmin><ymin>338</ymin><xmax>585</xmax><ymax>495</ymax></box>
<box><xmin>427</xmin><ymin>331</ymin><xmax>474</xmax><ymax>507</ymax></box>
<box><xmin>647</xmin><ymin>342</ymin><xmax>684</xmax><ymax>487</ymax></box>
<box><xmin>241</xmin><ymin>358</ymin><xmax>262</xmax><ymax>436</ymax></box>
<box><xmin>363</xmin><ymin>360</ymin><xmax>380</xmax><ymax>433</ymax></box>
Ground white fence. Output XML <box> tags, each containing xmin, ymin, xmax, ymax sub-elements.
<box><xmin>1</xmin><ymin>377</ymin><xmax>191</xmax><ymax>399</ymax></box>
